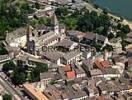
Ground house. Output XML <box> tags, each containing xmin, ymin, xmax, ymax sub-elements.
<box><xmin>89</xmin><ymin>69</ymin><xmax>103</xmax><ymax>78</ymax></box>
<box><xmin>83</xmin><ymin>33</ymin><xmax>108</xmax><ymax>46</ymax></box>
<box><xmin>97</xmin><ymin>81</ymin><xmax>120</xmax><ymax>95</ymax></box>
<box><xmin>23</xmin><ymin>83</ymin><xmax>49</xmax><ymax>100</ymax></box>
<box><xmin>82</xmin><ymin>32</ymin><xmax>95</xmax><ymax>44</ymax></box>
<box><xmin>96</xmin><ymin>34</ymin><xmax>108</xmax><ymax>45</ymax></box>
<box><xmin>67</xmin><ymin>30</ymin><xmax>86</xmax><ymax>42</ymax></box>
<box><xmin>82</xmin><ymin>59</ymin><xmax>94</xmax><ymax>77</ymax></box>
<box><xmin>101</xmin><ymin>67</ymin><xmax>121</xmax><ymax>79</ymax></box>
<box><xmin>83</xmin><ymin>79</ymin><xmax>99</xmax><ymax>97</ymax></box>
<box><xmin>44</xmin><ymin>85</ymin><xmax>69</xmax><ymax>100</ymax></box>
<box><xmin>48</xmin><ymin>63</ymin><xmax>58</xmax><ymax>72</ymax></box>
<box><xmin>6</xmin><ymin>27</ymin><xmax>27</xmax><ymax>47</ymax></box>
<box><xmin>109</xmin><ymin>38</ymin><xmax>123</xmax><ymax>54</ymax></box>
<box><xmin>112</xmin><ymin>53</ymin><xmax>126</xmax><ymax>64</ymax></box>
<box><xmin>94</xmin><ymin>60</ymin><xmax>110</xmax><ymax>69</ymax></box>
<box><xmin>71</xmin><ymin>64</ymin><xmax>86</xmax><ymax>78</ymax></box>
<box><xmin>40</xmin><ymin>72</ymin><xmax>55</xmax><ymax>85</ymax></box>
<box><xmin>41</xmin><ymin>51</ymin><xmax>63</xmax><ymax>65</ymax></box>
<box><xmin>64</xmin><ymin>85</ymin><xmax>88</xmax><ymax>100</ymax></box>
<box><xmin>62</xmin><ymin>50</ymin><xmax>83</xmax><ymax>65</ymax></box>
<box><xmin>54</xmin><ymin>39</ymin><xmax>78</xmax><ymax>51</ymax></box>
<box><xmin>66</xmin><ymin>71</ymin><xmax>76</xmax><ymax>80</ymax></box>
<box><xmin>125</xmin><ymin>32</ymin><xmax>132</xmax><ymax>43</ymax></box>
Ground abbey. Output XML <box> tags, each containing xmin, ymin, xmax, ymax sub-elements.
<box><xmin>6</xmin><ymin>13</ymin><xmax>66</xmax><ymax>56</ymax></box>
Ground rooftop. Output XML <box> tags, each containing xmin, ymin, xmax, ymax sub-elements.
<box><xmin>6</xmin><ymin>27</ymin><xmax>26</xmax><ymax>43</ymax></box>
<box><xmin>66</xmin><ymin>71</ymin><xmax>75</xmax><ymax>79</ymax></box>
<box><xmin>54</xmin><ymin>39</ymin><xmax>77</xmax><ymax>49</ymax></box>
<box><xmin>40</xmin><ymin>72</ymin><xmax>54</xmax><ymax>80</ymax></box>
<box><xmin>95</xmin><ymin>60</ymin><xmax>110</xmax><ymax>69</ymax></box>
<box><xmin>64</xmin><ymin>50</ymin><xmax>82</xmax><ymax>61</ymax></box>
<box><xmin>23</xmin><ymin>83</ymin><xmax>49</xmax><ymax>100</ymax></box>
<box><xmin>67</xmin><ymin>30</ymin><xmax>86</xmax><ymax>39</ymax></box>
<box><xmin>42</xmin><ymin>51</ymin><xmax>63</xmax><ymax>61</ymax></box>
<box><xmin>64</xmin><ymin>65</ymin><xmax>71</xmax><ymax>72</ymax></box>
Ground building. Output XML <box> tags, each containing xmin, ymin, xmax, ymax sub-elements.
<box><xmin>6</xmin><ymin>27</ymin><xmax>27</xmax><ymax>47</ymax></box>
<box><xmin>41</xmin><ymin>51</ymin><xmax>63</xmax><ymax>65</ymax></box>
<box><xmin>67</xmin><ymin>30</ymin><xmax>86</xmax><ymax>42</ymax></box>
<box><xmin>6</xmin><ymin>12</ymin><xmax>65</xmax><ymax>56</ymax></box>
<box><xmin>26</xmin><ymin>13</ymin><xmax>65</xmax><ymax>55</ymax></box>
<box><xmin>94</xmin><ymin>60</ymin><xmax>110</xmax><ymax>69</ymax></box>
<box><xmin>40</xmin><ymin>72</ymin><xmax>55</xmax><ymax>85</ymax></box>
<box><xmin>23</xmin><ymin>83</ymin><xmax>49</xmax><ymax>100</ymax></box>
<box><xmin>54</xmin><ymin>39</ymin><xmax>78</xmax><ymax>51</ymax></box>
<box><xmin>71</xmin><ymin>64</ymin><xmax>86</xmax><ymax>78</ymax></box>
<box><xmin>62</xmin><ymin>50</ymin><xmax>83</xmax><ymax>65</ymax></box>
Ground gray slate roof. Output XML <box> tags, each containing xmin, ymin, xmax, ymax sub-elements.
<box><xmin>54</xmin><ymin>39</ymin><xmax>76</xmax><ymax>48</ymax></box>
<box><xmin>64</xmin><ymin>50</ymin><xmax>82</xmax><ymax>60</ymax></box>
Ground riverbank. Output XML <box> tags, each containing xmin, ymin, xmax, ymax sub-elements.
<box><xmin>84</xmin><ymin>0</ymin><xmax>132</xmax><ymax>30</ymax></box>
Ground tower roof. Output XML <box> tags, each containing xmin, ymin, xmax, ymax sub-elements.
<box><xmin>27</xmin><ymin>25</ymin><xmax>33</xmax><ymax>36</ymax></box>
<box><xmin>52</xmin><ymin>13</ymin><xmax>58</xmax><ymax>26</ymax></box>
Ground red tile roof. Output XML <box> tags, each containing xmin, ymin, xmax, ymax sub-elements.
<box><xmin>95</xmin><ymin>60</ymin><xmax>102</xmax><ymax>69</ymax></box>
<box><xmin>97</xmin><ymin>96</ymin><xmax>105</xmax><ymax>100</ymax></box>
<box><xmin>100</xmin><ymin>60</ymin><xmax>110</xmax><ymax>68</ymax></box>
<box><xmin>66</xmin><ymin>71</ymin><xmax>75</xmax><ymax>79</ymax></box>
<box><xmin>95</xmin><ymin>60</ymin><xmax>110</xmax><ymax>69</ymax></box>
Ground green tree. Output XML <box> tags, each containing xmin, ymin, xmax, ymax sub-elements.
<box><xmin>0</xmin><ymin>0</ymin><xmax>31</xmax><ymax>39</ymax></box>
<box><xmin>35</xmin><ymin>2</ymin><xmax>40</xmax><ymax>9</ymax></box>
<box><xmin>31</xmin><ymin>63</ymin><xmax>48</xmax><ymax>82</ymax></box>
<box><xmin>2</xmin><ymin>61</ymin><xmax>15</xmax><ymax>73</ymax></box>
<box><xmin>121</xmin><ymin>25</ymin><xmax>130</xmax><ymax>34</ymax></box>
<box><xmin>11</xmin><ymin>65</ymin><xmax>27</xmax><ymax>85</ymax></box>
<box><xmin>12</xmin><ymin>71</ymin><xmax>26</xmax><ymax>85</ymax></box>
<box><xmin>0</xmin><ymin>46</ymin><xmax>8</xmax><ymax>55</ymax></box>
<box><xmin>55</xmin><ymin>7</ymin><xmax>69</xmax><ymax>17</ymax></box>
<box><xmin>3</xmin><ymin>93</ymin><xmax>12</xmax><ymax>100</ymax></box>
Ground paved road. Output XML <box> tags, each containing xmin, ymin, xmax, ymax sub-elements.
<box><xmin>0</xmin><ymin>73</ymin><xmax>25</xmax><ymax>100</ymax></box>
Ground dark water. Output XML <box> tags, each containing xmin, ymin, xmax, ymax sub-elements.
<box><xmin>92</xmin><ymin>0</ymin><xmax>132</xmax><ymax>20</ymax></box>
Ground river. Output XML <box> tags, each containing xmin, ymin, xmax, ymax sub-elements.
<box><xmin>92</xmin><ymin>0</ymin><xmax>132</xmax><ymax>20</ymax></box>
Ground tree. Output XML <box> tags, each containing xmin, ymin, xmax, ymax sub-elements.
<box><xmin>0</xmin><ymin>0</ymin><xmax>30</xmax><ymax>39</ymax></box>
<box><xmin>31</xmin><ymin>63</ymin><xmax>48</xmax><ymax>82</ymax></box>
<box><xmin>11</xmin><ymin>65</ymin><xmax>27</xmax><ymax>85</ymax></box>
<box><xmin>55</xmin><ymin>7</ymin><xmax>69</xmax><ymax>17</ymax></box>
<box><xmin>35</xmin><ymin>2</ymin><xmax>40</xmax><ymax>9</ymax></box>
<box><xmin>35</xmin><ymin>63</ymin><xmax>48</xmax><ymax>72</ymax></box>
<box><xmin>3</xmin><ymin>93</ymin><xmax>12</xmax><ymax>100</ymax></box>
<box><xmin>11</xmin><ymin>69</ymin><xmax>26</xmax><ymax>85</ymax></box>
<box><xmin>2</xmin><ymin>61</ymin><xmax>16</xmax><ymax>73</ymax></box>
<box><xmin>102</xmin><ymin>44</ymin><xmax>113</xmax><ymax>52</ymax></box>
<box><xmin>0</xmin><ymin>46</ymin><xmax>8</xmax><ymax>55</ymax></box>
<box><xmin>65</xmin><ymin>17</ymin><xmax>78</xmax><ymax>30</ymax></box>
<box><xmin>121</xmin><ymin>25</ymin><xmax>130</xmax><ymax>34</ymax></box>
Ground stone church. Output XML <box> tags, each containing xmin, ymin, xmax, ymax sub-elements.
<box><xmin>6</xmin><ymin>13</ymin><xmax>66</xmax><ymax>56</ymax></box>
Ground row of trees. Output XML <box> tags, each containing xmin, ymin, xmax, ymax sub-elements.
<box><xmin>55</xmin><ymin>6</ymin><xmax>130</xmax><ymax>37</ymax></box>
